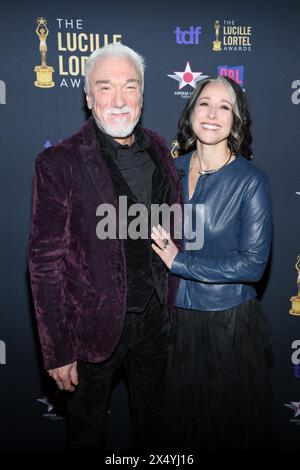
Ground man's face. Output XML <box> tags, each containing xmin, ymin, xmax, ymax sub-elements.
<box><xmin>86</xmin><ymin>56</ymin><xmax>142</xmax><ymax>145</ymax></box>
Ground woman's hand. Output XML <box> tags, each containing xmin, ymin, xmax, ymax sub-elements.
<box><xmin>151</xmin><ymin>224</ymin><xmax>179</xmax><ymax>270</ymax></box>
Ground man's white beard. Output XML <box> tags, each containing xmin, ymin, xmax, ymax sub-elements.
<box><xmin>94</xmin><ymin>114</ymin><xmax>139</xmax><ymax>138</ymax></box>
<box><xmin>92</xmin><ymin>106</ymin><xmax>140</xmax><ymax>139</ymax></box>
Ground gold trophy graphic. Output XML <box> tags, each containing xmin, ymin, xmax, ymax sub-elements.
<box><xmin>289</xmin><ymin>255</ymin><xmax>300</xmax><ymax>315</ymax></box>
<box><xmin>212</xmin><ymin>20</ymin><xmax>222</xmax><ymax>51</ymax></box>
<box><xmin>34</xmin><ymin>17</ymin><xmax>55</xmax><ymax>88</ymax></box>
<box><xmin>171</xmin><ymin>140</ymin><xmax>180</xmax><ymax>158</ymax></box>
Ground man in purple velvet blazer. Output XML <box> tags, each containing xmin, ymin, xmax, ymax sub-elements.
<box><xmin>28</xmin><ymin>43</ymin><xmax>182</xmax><ymax>449</ymax></box>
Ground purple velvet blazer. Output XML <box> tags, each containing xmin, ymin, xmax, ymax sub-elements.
<box><xmin>28</xmin><ymin>118</ymin><xmax>182</xmax><ymax>369</ymax></box>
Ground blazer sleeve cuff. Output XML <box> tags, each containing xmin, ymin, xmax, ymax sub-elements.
<box><xmin>170</xmin><ymin>252</ymin><xmax>188</xmax><ymax>277</ymax></box>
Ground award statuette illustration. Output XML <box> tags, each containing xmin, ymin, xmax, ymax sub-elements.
<box><xmin>34</xmin><ymin>18</ymin><xmax>55</xmax><ymax>88</ymax></box>
<box><xmin>290</xmin><ymin>255</ymin><xmax>300</xmax><ymax>315</ymax></box>
<box><xmin>212</xmin><ymin>20</ymin><xmax>222</xmax><ymax>51</ymax></box>
<box><xmin>171</xmin><ymin>140</ymin><xmax>180</xmax><ymax>158</ymax></box>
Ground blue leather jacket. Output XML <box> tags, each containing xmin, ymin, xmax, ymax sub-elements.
<box><xmin>171</xmin><ymin>152</ymin><xmax>272</xmax><ymax>311</ymax></box>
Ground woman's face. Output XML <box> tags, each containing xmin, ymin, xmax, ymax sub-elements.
<box><xmin>191</xmin><ymin>81</ymin><xmax>234</xmax><ymax>147</ymax></box>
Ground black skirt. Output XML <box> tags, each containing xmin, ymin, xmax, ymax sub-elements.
<box><xmin>164</xmin><ymin>298</ymin><xmax>274</xmax><ymax>450</ymax></box>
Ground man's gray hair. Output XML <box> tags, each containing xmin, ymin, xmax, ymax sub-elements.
<box><xmin>84</xmin><ymin>42</ymin><xmax>145</xmax><ymax>95</ymax></box>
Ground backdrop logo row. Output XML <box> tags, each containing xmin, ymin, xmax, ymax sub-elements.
<box><xmin>33</xmin><ymin>17</ymin><xmax>253</xmax><ymax>90</ymax></box>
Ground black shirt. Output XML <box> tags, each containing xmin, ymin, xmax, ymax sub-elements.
<box><xmin>94</xmin><ymin>122</ymin><xmax>156</xmax><ymax>209</ymax></box>
<box><xmin>93</xmin><ymin>120</ymin><xmax>156</xmax><ymax>313</ymax></box>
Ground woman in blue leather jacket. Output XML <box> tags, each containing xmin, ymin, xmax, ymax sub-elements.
<box><xmin>151</xmin><ymin>76</ymin><xmax>273</xmax><ymax>450</ymax></box>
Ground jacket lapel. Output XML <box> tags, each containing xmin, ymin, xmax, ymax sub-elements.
<box><xmin>80</xmin><ymin>120</ymin><xmax>118</xmax><ymax>205</ymax></box>
<box><xmin>79</xmin><ymin>118</ymin><xmax>120</xmax><ymax>234</ymax></box>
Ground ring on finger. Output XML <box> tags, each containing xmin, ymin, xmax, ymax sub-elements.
<box><xmin>162</xmin><ymin>238</ymin><xmax>169</xmax><ymax>249</ymax></box>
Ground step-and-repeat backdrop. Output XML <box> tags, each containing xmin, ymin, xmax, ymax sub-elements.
<box><xmin>1</xmin><ymin>0</ymin><xmax>299</xmax><ymax>450</ymax></box>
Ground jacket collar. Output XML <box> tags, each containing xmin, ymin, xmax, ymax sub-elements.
<box><xmin>79</xmin><ymin>117</ymin><xmax>118</xmax><ymax>208</ymax></box>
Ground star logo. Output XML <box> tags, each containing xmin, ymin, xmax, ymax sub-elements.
<box><xmin>284</xmin><ymin>402</ymin><xmax>300</xmax><ymax>417</ymax></box>
<box><xmin>168</xmin><ymin>62</ymin><xmax>208</xmax><ymax>90</ymax></box>
<box><xmin>37</xmin><ymin>397</ymin><xmax>54</xmax><ymax>412</ymax></box>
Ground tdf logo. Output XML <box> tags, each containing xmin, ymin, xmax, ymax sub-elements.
<box><xmin>175</xmin><ymin>26</ymin><xmax>202</xmax><ymax>45</ymax></box>
<box><xmin>291</xmin><ymin>80</ymin><xmax>300</xmax><ymax>104</ymax></box>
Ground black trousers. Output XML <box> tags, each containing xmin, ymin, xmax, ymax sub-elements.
<box><xmin>66</xmin><ymin>293</ymin><xmax>170</xmax><ymax>450</ymax></box>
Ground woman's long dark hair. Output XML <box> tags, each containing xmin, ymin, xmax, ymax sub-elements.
<box><xmin>177</xmin><ymin>76</ymin><xmax>252</xmax><ymax>159</ymax></box>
